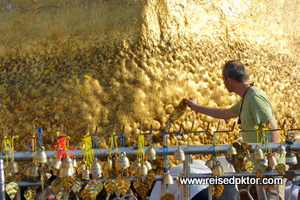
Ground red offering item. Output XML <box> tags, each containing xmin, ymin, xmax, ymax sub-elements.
<box><xmin>52</xmin><ymin>136</ymin><xmax>67</xmax><ymax>159</ymax></box>
<box><xmin>69</xmin><ymin>146</ymin><xmax>77</xmax><ymax>158</ymax></box>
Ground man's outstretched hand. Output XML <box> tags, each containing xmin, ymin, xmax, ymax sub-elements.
<box><xmin>183</xmin><ymin>98</ymin><xmax>197</xmax><ymax>109</ymax></box>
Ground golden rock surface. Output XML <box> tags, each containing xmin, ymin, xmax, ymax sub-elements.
<box><xmin>0</xmin><ymin>0</ymin><xmax>299</xmax><ymax>151</ymax></box>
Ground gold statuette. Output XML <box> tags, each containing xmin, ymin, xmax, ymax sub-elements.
<box><xmin>6</xmin><ymin>182</ymin><xmax>18</xmax><ymax>200</ymax></box>
<box><xmin>244</xmin><ymin>160</ymin><xmax>254</xmax><ymax>172</ymax></box>
<box><xmin>61</xmin><ymin>176</ymin><xmax>75</xmax><ymax>193</ymax></box>
<box><xmin>275</xmin><ymin>163</ymin><xmax>286</xmax><ymax>176</ymax></box>
<box><xmin>133</xmin><ymin>179</ymin><xmax>149</xmax><ymax>198</ymax></box>
<box><xmin>86</xmin><ymin>179</ymin><xmax>103</xmax><ymax>200</ymax></box>
<box><xmin>133</xmin><ymin>172</ymin><xmax>155</xmax><ymax>198</ymax></box>
<box><xmin>51</xmin><ymin>178</ymin><xmax>63</xmax><ymax>197</ymax></box>
<box><xmin>116</xmin><ymin>177</ymin><xmax>131</xmax><ymax>195</ymax></box>
<box><xmin>72</xmin><ymin>176</ymin><xmax>84</xmax><ymax>193</ymax></box>
<box><xmin>213</xmin><ymin>184</ymin><xmax>224</xmax><ymax>199</ymax></box>
<box><xmin>24</xmin><ymin>187</ymin><xmax>37</xmax><ymax>200</ymax></box>
<box><xmin>161</xmin><ymin>193</ymin><xmax>175</xmax><ymax>200</ymax></box>
<box><xmin>104</xmin><ymin>179</ymin><xmax>116</xmax><ymax>200</ymax></box>
<box><xmin>79</xmin><ymin>189</ymin><xmax>91</xmax><ymax>200</ymax></box>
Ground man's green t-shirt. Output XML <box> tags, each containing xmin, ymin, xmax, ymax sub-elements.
<box><xmin>230</xmin><ymin>86</ymin><xmax>275</xmax><ymax>143</ymax></box>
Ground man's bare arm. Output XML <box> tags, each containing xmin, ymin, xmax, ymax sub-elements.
<box><xmin>268</xmin><ymin>119</ymin><xmax>281</xmax><ymax>143</ymax></box>
<box><xmin>190</xmin><ymin>105</ymin><xmax>238</xmax><ymax>120</ymax></box>
<box><xmin>184</xmin><ymin>98</ymin><xmax>238</xmax><ymax>120</ymax></box>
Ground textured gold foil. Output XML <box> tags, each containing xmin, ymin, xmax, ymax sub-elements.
<box><xmin>0</xmin><ymin>0</ymin><xmax>299</xmax><ymax>150</ymax></box>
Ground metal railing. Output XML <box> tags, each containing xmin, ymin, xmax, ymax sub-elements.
<box><xmin>1</xmin><ymin>143</ymin><xmax>300</xmax><ymax>161</ymax></box>
<box><xmin>1</xmin><ymin>142</ymin><xmax>300</xmax><ymax>200</ymax></box>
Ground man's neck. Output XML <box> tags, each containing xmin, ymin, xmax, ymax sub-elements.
<box><xmin>235</xmin><ymin>82</ymin><xmax>251</xmax><ymax>97</ymax></box>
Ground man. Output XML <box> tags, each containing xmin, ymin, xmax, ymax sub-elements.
<box><xmin>184</xmin><ymin>60</ymin><xmax>284</xmax><ymax>199</ymax></box>
<box><xmin>184</xmin><ymin>60</ymin><xmax>280</xmax><ymax>143</ymax></box>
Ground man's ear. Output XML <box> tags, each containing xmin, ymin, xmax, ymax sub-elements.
<box><xmin>226</xmin><ymin>77</ymin><xmax>232</xmax><ymax>84</ymax></box>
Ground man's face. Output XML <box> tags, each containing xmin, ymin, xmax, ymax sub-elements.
<box><xmin>223</xmin><ymin>75</ymin><xmax>233</xmax><ymax>93</ymax></box>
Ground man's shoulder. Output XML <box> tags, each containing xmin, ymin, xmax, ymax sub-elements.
<box><xmin>247</xmin><ymin>87</ymin><xmax>272</xmax><ymax>106</ymax></box>
<box><xmin>248</xmin><ymin>86</ymin><xmax>268</xmax><ymax>98</ymax></box>
<box><xmin>249</xmin><ymin>86</ymin><xmax>265</xmax><ymax>93</ymax></box>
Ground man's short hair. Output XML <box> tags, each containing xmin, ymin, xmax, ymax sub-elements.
<box><xmin>223</xmin><ymin>60</ymin><xmax>248</xmax><ymax>83</ymax></box>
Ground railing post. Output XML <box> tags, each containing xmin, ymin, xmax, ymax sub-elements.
<box><xmin>0</xmin><ymin>160</ymin><xmax>5</xmax><ymax>200</ymax></box>
<box><xmin>208</xmin><ymin>184</ymin><xmax>213</xmax><ymax>200</ymax></box>
<box><xmin>288</xmin><ymin>184</ymin><xmax>295</xmax><ymax>200</ymax></box>
<box><xmin>183</xmin><ymin>155</ymin><xmax>190</xmax><ymax>199</ymax></box>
